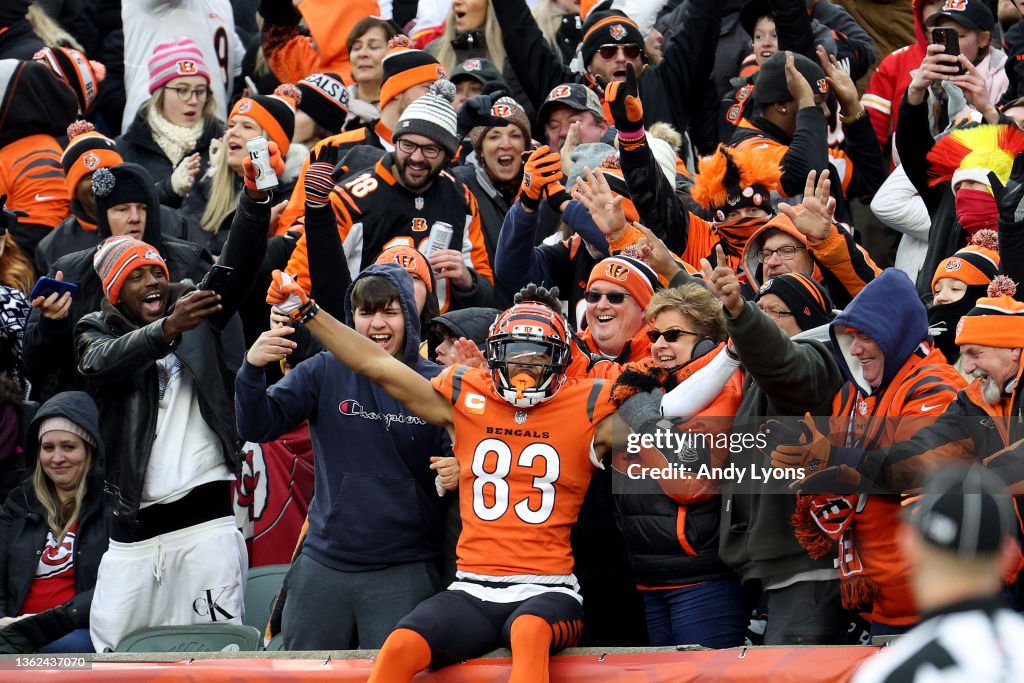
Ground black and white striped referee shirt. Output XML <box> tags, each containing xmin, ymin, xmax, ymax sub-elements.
<box><xmin>853</xmin><ymin>596</ymin><xmax>1024</xmax><ymax>683</ymax></box>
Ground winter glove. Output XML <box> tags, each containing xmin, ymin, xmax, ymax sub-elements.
<box><xmin>456</xmin><ymin>90</ymin><xmax>509</xmax><ymax>138</ymax></box>
<box><xmin>243</xmin><ymin>141</ymin><xmax>285</xmax><ymax>192</ymax></box>
<box><xmin>267</xmin><ymin>270</ymin><xmax>309</xmax><ymax>314</ymax></box>
<box><xmin>769</xmin><ymin>413</ymin><xmax>832</xmax><ymax>473</ymax></box>
<box><xmin>989</xmin><ymin>152</ymin><xmax>1024</xmax><ymax>226</ymax></box>
<box><xmin>305</xmin><ymin>144</ymin><xmax>341</xmax><ymax>205</ymax></box>
<box><xmin>170</xmin><ymin>152</ymin><xmax>201</xmax><ymax>197</ymax></box>
<box><xmin>258</xmin><ymin>0</ymin><xmax>301</xmax><ymax>26</ymax></box>
<box><xmin>520</xmin><ymin>146</ymin><xmax>563</xmax><ymax>212</ymax></box>
<box><xmin>0</xmin><ymin>605</ymin><xmax>76</xmax><ymax>654</ymax></box>
<box><xmin>605</xmin><ymin>63</ymin><xmax>644</xmax><ymax>134</ymax></box>
<box><xmin>791</xmin><ymin>464</ymin><xmax>866</xmax><ymax>495</ymax></box>
<box><xmin>616</xmin><ymin>388</ymin><xmax>664</xmax><ymax>433</ymax></box>
<box><xmin>545</xmin><ymin>180</ymin><xmax>571</xmax><ymax>214</ymax></box>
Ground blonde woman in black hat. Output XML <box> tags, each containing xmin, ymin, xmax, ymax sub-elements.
<box><xmin>428</xmin><ymin>0</ymin><xmax>506</xmax><ymax>74</ymax></box>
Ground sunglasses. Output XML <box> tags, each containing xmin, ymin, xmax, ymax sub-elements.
<box><xmin>598</xmin><ymin>44</ymin><xmax>642</xmax><ymax>60</ymax></box>
<box><xmin>584</xmin><ymin>290</ymin><xmax>631</xmax><ymax>305</ymax></box>
<box><xmin>646</xmin><ymin>328</ymin><xmax>699</xmax><ymax>344</ymax></box>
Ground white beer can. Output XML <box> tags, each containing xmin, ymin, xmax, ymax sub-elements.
<box><xmin>246</xmin><ymin>136</ymin><xmax>279</xmax><ymax>191</ymax></box>
<box><xmin>426</xmin><ymin>221</ymin><xmax>454</xmax><ymax>254</ymax></box>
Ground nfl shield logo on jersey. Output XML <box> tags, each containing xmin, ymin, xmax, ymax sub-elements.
<box><xmin>415</xmin><ymin>197</ymin><xmax>424</xmax><ymax>210</ymax></box>
<box><xmin>515</xmin><ymin>411</ymin><xmax>528</xmax><ymax>424</ymax></box>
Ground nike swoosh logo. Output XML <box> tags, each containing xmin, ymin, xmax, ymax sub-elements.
<box><xmin>920</xmin><ymin>403</ymin><xmax>944</xmax><ymax>412</ymax></box>
<box><xmin>34</xmin><ymin>194</ymin><xmax>57</xmax><ymax>201</ymax></box>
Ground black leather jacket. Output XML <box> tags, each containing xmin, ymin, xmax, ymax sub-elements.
<box><xmin>73</xmin><ymin>192</ymin><xmax>269</xmax><ymax>529</ymax></box>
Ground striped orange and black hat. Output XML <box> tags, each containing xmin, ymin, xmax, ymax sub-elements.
<box><xmin>34</xmin><ymin>46</ymin><xmax>104</xmax><ymax>115</ymax></box>
<box><xmin>61</xmin><ymin>120</ymin><xmax>123</xmax><ymax>196</ymax></box>
<box><xmin>756</xmin><ymin>272</ymin><xmax>834</xmax><ymax>331</ymax></box>
<box><xmin>380</xmin><ymin>36</ymin><xmax>446</xmax><ymax>110</ymax></box>
<box><xmin>955</xmin><ymin>276</ymin><xmax>1024</xmax><ymax>348</ymax></box>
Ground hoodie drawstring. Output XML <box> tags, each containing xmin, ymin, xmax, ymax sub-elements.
<box><xmin>153</xmin><ymin>539</ymin><xmax>166</xmax><ymax>584</ymax></box>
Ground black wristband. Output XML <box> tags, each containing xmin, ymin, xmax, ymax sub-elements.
<box><xmin>288</xmin><ymin>300</ymin><xmax>320</xmax><ymax>324</ymax></box>
<box><xmin>546</xmin><ymin>187</ymin><xmax>570</xmax><ymax>213</ymax></box>
<box><xmin>519</xmin><ymin>193</ymin><xmax>540</xmax><ymax>213</ymax></box>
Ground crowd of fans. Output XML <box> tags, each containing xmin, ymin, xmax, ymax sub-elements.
<box><xmin>1</xmin><ymin>0</ymin><xmax>1024</xmax><ymax>678</ymax></box>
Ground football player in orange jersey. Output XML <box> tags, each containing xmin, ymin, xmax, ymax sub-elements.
<box><xmin>267</xmin><ymin>275</ymin><xmax>618</xmax><ymax>682</ymax></box>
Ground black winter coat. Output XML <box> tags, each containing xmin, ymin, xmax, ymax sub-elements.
<box><xmin>0</xmin><ymin>471</ymin><xmax>108</xmax><ymax>628</ymax></box>
<box><xmin>73</xmin><ymin>192</ymin><xmax>269</xmax><ymax>531</ymax></box>
<box><xmin>34</xmin><ymin>202</ymin><xmax>204</xmax><ymax>276</ymax></box>
<box><xmin>492</xmin><ymin>0</ymin><xmax>720</xmax><ymax>135</ymax></box>
<box><xmin>117</xmin><ymin>112</ymin><xmax>222</xmax><ymax>209</ymax></box>
<box><xmin>0</xmin><ymin>391</ymin><xmax>110</xmax><ymax>630</ymax></box>
<box><xmin>453</xmin><ymin>163</ymin><xmax>517</xmax><ymax>308</ymax></box>
<box><xmin>22</xmin><ymin>162</ymin><xmax>213</xmax><ymax>401</ymax></box>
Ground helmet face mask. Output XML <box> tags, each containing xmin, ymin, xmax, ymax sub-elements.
<box><xmin>487</xmin><ymin>302</ymin><xmax>570</xmax><ymax>408</ymax></box>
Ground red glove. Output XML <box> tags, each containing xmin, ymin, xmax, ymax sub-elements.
<box><xmin>243</xmin><ymin>141</ymin><xmax>285</xmax><ymax>192</ymax></box>
<box><xmin>520</xmin><ymin>146</ymin><xmax>563</xmax><ymax>210</ymax></box>
<box><xmin>266</xmin><ymin>270</ymin><xmax>309</xmax><ymax>313</ymax></box>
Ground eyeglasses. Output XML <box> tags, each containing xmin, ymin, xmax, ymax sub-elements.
<box><xmin>396</xmin><ymin>138</ymin><xmax>443</xmax><ymax>159</ymax></box>
<box><xmin>757</xmin><ymin>306</ymin><xmax>794</xmax><ymax>320</ymax></box>
<box><xmin>166</xmin><ymin>85</ymin><xmax>210</xmax><ymax>102</ymax></box>
<box><xmin>645</xmin><ymin>328</ymin><xmax>700</xmax><ymax>344</ymax></box>
<box><xmin>598</xmin><ymin>44</ymin><xmax>642</xmax><ymax>60</ymax></box>
<box><xmin>584</xmin><ymin>290</ymin><xmax>631</xmax><ymax>305</ymax></box>
<box><xmin>757</xmin><ymin>245</ymin><xmax>806</xmax><ymax>263</ymax></box>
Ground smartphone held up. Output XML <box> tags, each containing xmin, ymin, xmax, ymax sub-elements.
<box><xmin>931</xmin><ymin>27</ymin><xmax>967</xmax><ymax>76</ymax></box>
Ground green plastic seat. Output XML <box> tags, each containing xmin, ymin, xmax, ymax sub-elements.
<box><xmin>243</xmin><ymin>564</ymin><xmax>290</xmax><ymax>632</ymax></box>
<box><xmin>113</xmin><ymin>623</ymin><xmax>262</xmax><ymax>652</ymax></box>
<box><xmin>263</xmin><ymin>633</ymin><xmax>285</xmax><ymax>651</ymax></box>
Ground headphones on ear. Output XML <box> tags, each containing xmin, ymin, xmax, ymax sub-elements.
<box><xmin>690</xmin><ymin>337</ymin><xmax>717</xmax><ymax>361</ymax></box>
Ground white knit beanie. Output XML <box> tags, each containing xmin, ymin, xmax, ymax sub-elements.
<box><xmin>394</xmin><ymin>80</ymin><xmax>459</xmax><ymax>156</ymax></box>
<box><xmin>39</xmin><ymin>416</ymin><xmax>96</xmax><ymax>449</ymax></box>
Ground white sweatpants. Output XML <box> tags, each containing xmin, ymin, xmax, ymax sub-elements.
<box><xmin>89</xmin><ymin>516</ymin><xmax>248</xmax><ymax>652</ymax></box>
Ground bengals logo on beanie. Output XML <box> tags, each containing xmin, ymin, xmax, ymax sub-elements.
<box><xmin>374</xmin><ymin>245</ymin><xmax>433</xmax><ymax>294</ymax></box>
<box><xmin>605</xmin><ymin>262</ymin><xmax>631</xmax><ymax>282</ymax></box>
<box><xmin>92</xmin><ymin>236</ymin><xmax>169</xmax><ymax>305</ymax></box>
<box><xmin>587</xmin><ymin>256</ymin><xmax>660</xmax><ymax>310</ymax></box>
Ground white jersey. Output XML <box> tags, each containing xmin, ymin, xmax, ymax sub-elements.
<box><xmin>122</xmin><ymin>0</ymin><xmax>244</xmax><ymax>131</ymax></box>
<box><xmin>853</xmin><ymin>597</ymin><xmax>1024</xmax><ymax>683</ymax></box>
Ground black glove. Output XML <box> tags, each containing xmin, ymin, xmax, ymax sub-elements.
<box><xmin>757</xmin><ymin>418</ymin><xmax>813</xmax><ymax>459</ymax></box>
<box><xmin>0</xmin><ymin>194</ymin><xmax>26</xmax><ymax>237</ymax></box>
<box><xmin>605</xmin><ymin>63</ymin><xmax>644</xmax><ymax>133</ymax></box>
<box><xmin>791</xmin><ymin>464</ymin><xmax>869</xmax><ymax>496</ymax></box>
<box><xmin>304</xmin><ymin>144</ymin><xmax>341</xmax><ymax>205</ymax></box>
<box><xmin>456</xmin><ymin>90</ymin><xmax>510</xmax><ymax>138</ymax></box>
<box><xmin>989</xmin><ymin>151</ymin><xmax>1024</xmax><ymax>227</ymax></box>
<box><xmin>258</xmin><ymin>0</ymin><xmax>301</xmax><ymax>26</ymax></box>
<box><xmin>0</xmin><ymin>605</ymin><xmax>76</xmax><ymax>654</ymax></box>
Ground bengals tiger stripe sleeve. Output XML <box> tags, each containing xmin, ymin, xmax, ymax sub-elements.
<box><xmin>285</xmin><ymin>184</ymin><xmax>360</xmax><ymax>293</ymax></box>
<box><xmin>0</xmin><ymin>135</ymin><xmax>70</xmax><ymax>231</ymax></box>
<box><xmin>809</xmin><ymin>224</ymin><xmax>881</xmax><ymax>300</ymax></box>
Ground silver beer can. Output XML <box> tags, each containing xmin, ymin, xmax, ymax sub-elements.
<box><xmin>246</xmin><ymin>136</ymin><xmax>279</xmax><ymax>191</ymax></box>
<box><xmin>426</xmin><ymin>221</ymin><xmax>454</xmax><ymax>254</ymax></box>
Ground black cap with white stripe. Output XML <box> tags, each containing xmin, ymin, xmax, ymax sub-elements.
<box><xmin>912</xmin><ymin>466</ymin><xmax>1013</xmax><ymax>560</ymax></box>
